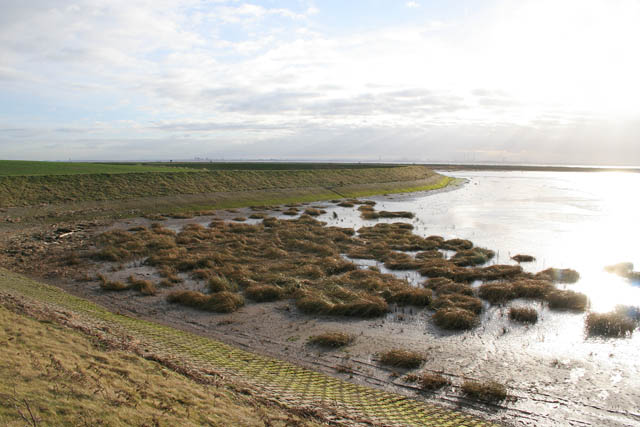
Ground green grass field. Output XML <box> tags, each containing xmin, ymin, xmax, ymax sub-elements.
<box><xmin>144</xmin><ymin>161</ymin><xmax>399</xmax><ymax>171</ymax></box>
<box><xmin>0</xmin><ymin>160</ymin><xmax>194</xmax><ymax>176</ymax></box>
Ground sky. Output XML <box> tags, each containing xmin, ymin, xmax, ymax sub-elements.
<box><xmin>1</xmin><ymin>0</ymin><xmax>639</xmax><ymax>165</ymax></box>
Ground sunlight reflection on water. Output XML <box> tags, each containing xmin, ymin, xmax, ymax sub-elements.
<box><xmin>320</xmin><ymin>170</ymin><xmax>640</xmax><ymax>313</ymax></box>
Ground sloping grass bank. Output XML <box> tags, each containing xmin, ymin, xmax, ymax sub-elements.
<box><xmin>0</xmin><ymin>268</ymin><xmax>493</xmax><ymax>427</ymax></box>
<box><xmin>0</xmin><ymin>165</ymin><xmax>444</xmax><ymax>208</ymax></box>
<box><xmin>0</xmin><ymin>303</ymin><xmax>321</xmax><ymax>426</ymax></box>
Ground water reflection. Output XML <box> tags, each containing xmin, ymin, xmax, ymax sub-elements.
<box><xmin>316</xmin><ymin>171</ymin><xmax>640</xmax><ymax>313</ymax></box>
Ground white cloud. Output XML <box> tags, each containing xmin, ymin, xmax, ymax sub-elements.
<box><xmin>406</xmin><ymin>1</ymin><xmax>420</xmax><ymax>8</ymax></box>
<box><xmin>1</xmin><ymin>0</ymin><xmax>639</xmax><ymax>164</ymax></box>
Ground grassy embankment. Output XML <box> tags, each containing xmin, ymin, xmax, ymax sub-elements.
<box><xmin>0</xmin><ymin>303</ymin><xmax>321</xmax><ymax>426</ymax></box>
<box><xmin>0</xmin><ymin>161</ymin><xmax>454</xmax><ymax>222</ymax></box>
<box><xmin>0</xmin><ymin>268</ymin><xmax>493</xmax><ymax>426</ymax></box>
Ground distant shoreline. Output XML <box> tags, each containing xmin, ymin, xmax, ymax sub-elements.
<box><xmin>421</xmin><ymin>163</ymin><xmax>640</xmax><ymax>173</ymax></box>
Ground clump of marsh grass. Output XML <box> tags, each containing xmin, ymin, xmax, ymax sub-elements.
<box><xmin>379</xmin><ymin>349</ymin><xmax>425</xmax><ymax>369</ymax></box>
<box><xmin>417</xmin><ymin>373</ymin><xmax>451</xmax><ymax>391</ymax></box>
<box><xmin>432</xmin><ymin>307</ymin><xmax>478</xmax><ymax>330</ymax></box>
<box><xmin>304</xmin><ymin>208</ymin><xmax>325</xmax><ymax>216</ymax></box>
<box><xmin>384</xmin><ymin>288</ymin><xmax>432</xmax><ymax>307</ymax></box>
<box><xmin>546</xmin><ymin>290</ymin><xmax>588</xmax><ymax>311</ymax></box>
<box><xmin>461</xmin><ymin>380</ymin><xmax>508</xmax><ymax>402</ymax></box>
<box><xmin>537</xmin><ymin>268</ymin><xmax>580</xmax><ymax>283</ymax></box>
<box><xmin>245</xmin><ymin>284</ymin><xmax>284</xmax><ymax>302</ymax></box>
<box><xmin>439</xmin><ymin>238</ymin><xmax>473</xmax><ymax>251</ymax></box>
<box><xmin>232</xmin><ymin>216</ymin><xmax>247</xmax><ymax>221</ymax></box>
<box><xmin>208</xmin><ymin>275</ymin><xmax>237</xmax><ymax>292</ymax></box>
<box><xmin>282</xmin><ymin>208</ymin><xmax>299</xmax><ymax>216</ymax></box>
<box><xmin>248</xmin><ymin>212</ymin><xmax>268</xmax><ymax>219</ymax></box>
<box><xmin>478</xmin><ymin>282</ymin><xmax>515</xmax><ymax>304</ymax></box>
<box><xmin>127</xmin><ymin>275</ymin><xmax>157</xmax><ymax>295</ymax></box>
<box><xmin>432</xmin><ymin>294</ymin><xmax>483</xmax><ymax>314</ymax></box>
<box><xmin>451</xmin><ymin>247</ymin><xmax>495</xmax><ymax>267</ymax></box>
<box><xmin>166</xmin><ymin>290</ymin><xmax>244</xmax><ymax>313</ymax></box>
<box><xmin>508</xmin><ymin>306</ymin><xmax>538</xmax><ymax>323</ymax></box>
<box><xmin>337</xmin><ymin>201</ymin><xmax>354</xmax><ymax>207</ymax></box>
<box><xmin>97</xmin><ymin>273</ymin><xmax>128</xmax><ymax>291</ymax></box>
<box><xmin>585</xmin><ymin>311</ymin><xmax>636</xmax><ymax>337</ymax></box>
<box><xmin>512</xmin><ymin>254</ymin><xmax>536</xmax><ymax>263</ymax></box>
<box><xmin>307</xmin><ymin>332</ymin><xmax>354</xmax><ymax>348</ymax></box>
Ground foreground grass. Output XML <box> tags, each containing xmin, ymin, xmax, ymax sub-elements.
<box><xmin>0</xmin><ymin>160</ymin><xmax>191</xmax><ymax>176</ymax></box>
<box><xmin>0</xmin><ymin>268</ymin><xmax>493</xmax><ymax>427</ymax></box>
<box><xmin>0</xmin><ymin>305</ymin><xmax>319</xmax><ymax>427</ymax></box>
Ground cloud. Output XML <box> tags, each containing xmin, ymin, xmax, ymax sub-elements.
<box><xmin>0</xmin><ymin>0</ymin><xmax>639</xmax><ymax>165</ymax></box>
<box><xmin>406</xmin><ymin>2</ymin><xmax>420</xmax><ymax>8</ymax></box>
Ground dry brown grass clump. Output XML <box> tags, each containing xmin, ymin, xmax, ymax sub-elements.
<box><xmin>378</xmin><ymin>211</ymin><xmax>415</xmax><ymax>218</ymax></box>
<box><xmin>379</xmin><ymin>349</ymin><xmax>425</xmax><ymax>369</ymax></box>
<box><xmin>307</xmin><ymin>332</ymin><xmax>354</xmax><ymax>348</ymax></box>
<box><xmin>537</xmin><ymin>268</ymin><xmax>580</xmax><ymax>283</ymax></box>
<box><xmin>127</xmin><ymin>275</ymin><xmax>157</xmax><ymax>295</ymax></box>
<box><xmin>337</xmin><ymin>201</ymin><xmax>354</xmax><ymax>207</ymax></box>
<box><xmin>508</xmin><ymin>306</ymin><xmax>538</xmax><ymax>323</ymax></box>
<box><xmin>546</xmin><ymin>290</ymin><xmax>588</xmax><ymax>311</ymax></box>
<box><xmin>511</xmin><ymin>279</ymin><xmax>554</xmax><ymax>299</ymax></box>
<box><xmin>208</xmin><ymin>275</ymin><xmax>237</xmax><ymax>292</ymax></box>
<box><xmin>451</xmin><ymin>247</ymin><xmax>495</xmax><ymax>267</ymax></box>
<box><xmin>512</xmin><ymin>254</ymin><xmax>536</xmax><ymax>263</ymax></box>
<box><xmin>417</xmin><ymin>373</ymin><xmax>451</xmax><ymax>391</ymax></box>
<box><xmin>304</xmin><ymin>208</ymin><xmax>326</xmax><ymax>216</ymax></box>
<box><xmin>383</xmin><ymin>252</ymin><xmax>423</xmax><ymax>270</ymax></box>
<box><xmin>432</xmin><ymin>294</ymin><xmax>483</xmax><ymax>314</ymax></box>
<box><xmin>385</xmin><ymin>288</ymin><xmax>432</xmax><ymax>307</ymax></box>
<box><xmin>97</xmin><ymin>273</ymin><xmax>128</xmax><ymax>291</ymax></box>
<box><xmin>248</xmin><ymin>212</ymin><xmax>268</xmax><ymax>219</ymax></box>
<box><xmin>167</xmin><ymin>290</ymin><xmax>244</xmax><ymax>313</ymax></box>
<box><xmin>232</xmin><ymin>216</ymin><xmax>247</xmax><ymax>221</ymax></box>
<box><xmin>282</xmin><ymin>208</ymin><xmax>299</xmax><ymax>216</ymax></box>
<box><xmin>585</xmin><ymin>311</ymin><xmax>636</xmax><ymax>337</ymax></box>
<box><xmin>245</xmin><ymin>284</ymin><xmax>285</xmax><ymax>302</ymax></box>
<box><xmin>461</xmin><ymin>380</ymin><xmax>508</xmax><ymax>402</ymax></box>
<box><xmin>478</xmin><ymin>282</ymin><xmax>515</xmax><ymax>304</ymax></box>
<box><xmin>295</xmin><ymin>292</ymin><xmax>389</xmax><ymax>317</ymax></box>
<box><xmin>435</xmin><ymin>282</ymin><xmax>474</xmax><ymax>296</ymax></box>
<box><xmin>432</xmin><ymin>307</ymin><xmax>478</xmax><ymax>330</ymax></box>
<box><xmin>439</xmin><ymin>238</ymin><xmax>473</xmax><ymax>251</ymax></box>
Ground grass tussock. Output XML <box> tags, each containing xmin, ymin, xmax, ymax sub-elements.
<box><xmin>585</xmin><ymin>311</ymin><xmax>636</xmax><ymax>337</ymax></box>
<box><xmin>451</xmin><ymin>247</ymin><xmax>495</xmax><ymax>267</ymax></box>
<box><xmin>379</xmin><ymin>349</ymin><xmax>425</xmax><ymax>369</ymax></box>
<box><xmin>508</xmin><ymin>306</ymin><xmax>538</xmax><ymax>323</ymax></box>
<box><xmin>208</xmin><ymin>275</ymin><xmax>237</xmax><ymax>292</ymax></box>
<box><xmin>432</xmin><ymin>294</ymin><xmax>483</xmax><ymax>314</ymax></box>
<box><xmin>167</xmin><ymin>290</ymin><xmax>244</xmax><ymax>313</ymax></box>
<box><xmin>432</xmin><ymin>307</ymin><xmax>478</xmax><ymax>330</ymax></box>
<box><xmin>512</xmin><ymin>254</ymin><xmax>536</xmax><ymax>263</ymax></box>
<box><xmin>97</xmin><ymin>273</ymin><xmax>128</xmax><ymax>291</ymax></box>
<box><xmin>304</xmin><ymin>208</ymin><xmax>326</xmax><ymax>216</ymax></box>
<box><xmin>461</xmin><ymin>380</ymin><xmax>508</xmax><ymax>402</ymax></box>
<box><xmin>307</xmin><ymin>332</ymin><xmax>354</xmax><ymax>348</ymax></box>
<box><xmin>127</xmin><ymin>275</ymin><xmax>157</xmax><ymax>296</ymax></box>
<box><xmin>417</xmin><ymin>373</ymin><xmax>451</xmax><ymax>391</ymax></box>
<box><xmin>245</xmin><ymin>284</ymin><xmax>285</xmax><ymax>302</ymax></box>
<box><xmin>537</xmin><ymin>268</ymin><xmax>580</xmax><ymax>283</ymax></box>
<box><xmin>478</xmin><ymin>282</ymin><xmax>515</xmax><ymax>304</ymax></box>
<box><xmin>546</xmin><ymin>290</ymin><xmax>588</xmax><ymax>311</ymax></box>
<box><xmin>384</xmin><ymin>288</ymin><xmax>432</xmax><ymax>307</ymax></box>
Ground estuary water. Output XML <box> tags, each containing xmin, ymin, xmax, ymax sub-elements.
<box><xmin>322</xmin><ymin>170</ymin><xmax>640</xmax><ymax>313</ymax></box>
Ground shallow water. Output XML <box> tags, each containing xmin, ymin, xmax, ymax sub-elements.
<box><xmin>321</xmin><ymin>170</ymin><xmax>640</xmax><ymax>313</ymax></box>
